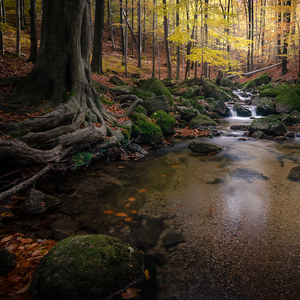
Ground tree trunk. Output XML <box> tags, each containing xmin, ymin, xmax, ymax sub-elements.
<box><xmin>124</xmin><ymin>0</ymin><xmax>128</xmax><ymax>77</ymax></box>
<box><xmin>152</xmin><ymin>0</ymin><xmax>155</xmax><ymax>77</ymax></box>
<box><xmin>0</xmin><ymin>0</ymin><xmax>142</xmax><ymax>167</ymax></box>
<box><xmin>162</xmin><ymin>0</ymin><xmax>172</xmax><ymax>80</ymax></box>
<box><xmin>91</xmin><ymin>0</ymin><xmax>105</xmax><ymax>74</ymax></box>
<box><xmin>120</xmin><ymin>0</ymin><xmax>125</xmax><ymax>61</ymax></box>
<box><xmin>0</xmin><ymin>0</ymin><xmax>5</xmax><ymax>54</ymax></box>
<box><xmin>176</xmin><ymin>0</ymin><xmax>180</xmax><ymax>79</ymax></box>
<box><xmin>28</xmin><ymin>0</ymin><xmax>38</xmax><ymax>63</ymax></box>
<box><xmin>282</xmin><ymin>0</ymin><xmax>291</xmax><ymax>74</ymax></box>
<box><xmin>16</xmin><ymin>0</ymin><xmax>21</xmax><ymax>56</ymax></box>
<box><xmin>137</xmin><ymin>0</ymin><xmax>142</xmax><ymax>68</ymax></box>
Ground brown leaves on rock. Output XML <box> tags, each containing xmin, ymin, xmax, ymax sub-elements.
<box><xmin>174</xmin><ymin>127</ymin><xmax>210</xmax><ymax>138</ymax></box>
<box><xmin>0</xmin><ymin>233</ymin><xmax>57</xmax><ymax>296</ymax></box>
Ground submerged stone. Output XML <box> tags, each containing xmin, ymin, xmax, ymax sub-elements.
<box><xmin>30</xmin><ymin>235</ymin><xmax>145</xmax><ymax>300</ymax></box>
<box><xmin>288</xmin><ymin>166</ymin><xmax>300</xmax><ymax>181</ymax></box>
<box><xmin>229</xmin><ymin>168</ymin><xmax>269</xmax><ymax>182</ymax></box>
<box><xmin>188</xmin><ymin>141</ymin><xmax>224</xmax><ymax>153</ymax></box>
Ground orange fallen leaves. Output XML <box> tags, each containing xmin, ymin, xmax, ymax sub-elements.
<box><xmin>125</xmin><ymin>203</ymin><xmax>130</xmax><ymax>207</ymax></box>
<box><xmin>128</xmin><ymin>197</ymin><xmax>136</xmax><ymax>202</ymax></box>
<box><xmin>103</xmin><ymin>210</ymin><xmax>114</xmax><ymax>214</ymax></box>
<box><xmin>0</xmin><ymin>233</ymin><xmax>57</xmax><ymax>296</ymax></box>
<box><xmin>130</xmin><ymin>210</ymin><xmax>137</xmax><ymax>214</ymax></box>
<box><xmin>139</xmin><ymin>189</ymin><xmax>146</xmax><ymax>193</ymax></box>
<box><xmin>115</xmin><ymin>212</ymin><xmax>128</xmax><ymax>217</ymax></box>
<box><xmin>174</xmin><ymin>126</ymin><xmax>210</xmax><ymax>138</ymax></box>
<box><xmin>124</xmin><ymin>217</ymin><xmax>133</xmax><ymax>222</ymax></box>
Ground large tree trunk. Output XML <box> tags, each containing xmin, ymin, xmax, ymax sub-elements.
<box><xmin>28</xmin><ymin>0</ymin><xmax>38</xmax><ymax>63</ymax></box>
<box><xmin>162</xmin><ymin>0</ymin><xmax>172</xmax><ymax>80</ymax></box>
<box><xmin>0</xmin><ymin>0</ymin><xmax>141</xmax><ymax>167</ymax></box>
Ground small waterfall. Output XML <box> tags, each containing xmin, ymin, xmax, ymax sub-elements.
<box><xmin>247</xmin><ymin>106</ymin><xmax>257</xmax><ymax>117</ymax></box>
<box><xmin>227</xmin><ymin>105</ymin><xmax>237</xmax><ymax>117</ymax></box>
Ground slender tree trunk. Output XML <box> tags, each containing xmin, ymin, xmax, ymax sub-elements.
<box><xmin>91</xmin><ymin>0</ymin><xmax>105</xmax><ymax>73</ymax></box>
<box><xmin>152</xmin><ymin>0</ymin><xmax>155</xmax><ymax>77</ymax></box>
<box><xmin>0</xmin><ymin>0</ymin><xmax>5</xmax><ymax>54</ymax></box>
<box><xmin>203</xmin><ymin>0</ymin><xmax>208</xmax><ymax>78</ymax></box>
<box><xmin>176</xmin><ymin>0</ymin><xmax>180</xmax><ymax>79</ymax></box>
<box><xmin>137</xmin><ymin>0</ymin><xmax>142</xmax><ymax>68</ymax></box>
<box><xmin>282</xmin><ymin>0</ymin><xmax>291</xmax><ymax>74</ymax></box>
<box><xmin>162</xmin><ymin>0</ymin><xmax>172</xmax><ymax>79</ymax></box>
<box><xmin>124</xmin><ymin>0</ymin><xmax>128</xmax><ymax>76</ymax></box>
<box><xmin>143</xmin><ymin>0</ymin><xmax>146</xmax><ymax>58</ymax></box>
<box><xmin>131</xmin><ymin>0</ymin><xmax>134</xmax><ymax>57</ymax></box>
<box><xmin>108</xmin><ymin>0</ymin><xmax>115</xmax><ymax>50</ymax></box>
<box><xmin>120</xmin><ymin>0</ymin><xmax>125</xmax><ymax>62</ymax></box>
<box><xmin>277</xmin><ymin>0</ymin><xmax>282</xmax><ymax>60</ymax></box>
<box><xmin>28</xmin><ymin>0</ymin><xmax>38</xmax><ymax>63</ymax></box>
<box><xmin>20</xmin><ymin>0</ymin><xmax>25</xmax><ymax>30</ymax></box>
<box><xmin>16</xmin><ymin>0</ymin><xmax>21</xmax><ymax>56</ymax></box>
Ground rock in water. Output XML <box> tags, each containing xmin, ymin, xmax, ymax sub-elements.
<box><xmin>288</xmin><ymin>166</ymin><xmax>300</xmax><ymax>181</ymax></box>
<box><xmin>30</xmin><ymin>235</ymin><xmax>145</xmax><ymax>300</ymax></box>
<box><xmin>188</xmin><ymin>141</ymin><xmax>224</xmax><ymax>153</ymax></box>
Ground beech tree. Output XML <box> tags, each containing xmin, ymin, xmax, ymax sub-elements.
<box><xmin>0</xmin><ymin>0</ymin><xmax>141</xmax><ymax>168</ymax></box>
<box><xmin>0</xmin><ymin>0</ymin><xmax>5</xmax><ymax>54</ymax></box>
<box><xmin>28</xmin><ymin>0</ymin><xmax>38</xmax><ymax>63</ymax></box>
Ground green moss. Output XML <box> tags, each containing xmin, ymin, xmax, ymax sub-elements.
<box><xmin>100</xmin><ymin>97</ymin><xmax>114</xmax><ymax>104</ymax></box>
<box><xmin>241</xmin><ymin>74</ymin><xmax>271</xmax><ymax>91</ymax></box>
<box><xmin>121</xmin><ymin>129</ymin><xmax>130</xmax><ymax>146</ymax></box>
<box><xmin>134</xmin><ymin>105</ymin><xmax>147</xmax><ymax>115</ymax></box>
<box><xmin>62</xmin><ymin>90</ymin><xmax>75</xmax><ymax>101</ymax></box>
<box><xmin>70</xmin><ymin>152</ymin><xmax>93</xmax><ymax>170</ymax></box>
<box><xmin>275</xmin><ymin>83</ymin><xmax>300</xmax><ymax>113</ymax></box>
<box><xmin>189</xmin><ymin>114</ymin><xmax>217</xmax><ymax>129</ymax></box>
<box><xmin>132</xmin><ymin>87</ymin><xmax>156</xmax><ymax>100</ymax></box>
<box><xmin>181</xmin><ymin>100</ymin><xmax>192</xmax><ymax>107</ymax></box>
<box><xmin>194</xmin><ymin>104</ymin><xmax>206</xmax><ymax>114</ymax></box>
<box><xmin>130</xmin><ymin>112</ymin><xmax>148</xmax><ymax>122</ymax></box>
<box><xmin>150</xmin><ymin>110</ymin><xmax>176</xmax><ymax>136</ymax></box>
<box><xmin>138</xmin><ymin>77</ymin><xmax>174</xmax><ymax>105</ymax></box>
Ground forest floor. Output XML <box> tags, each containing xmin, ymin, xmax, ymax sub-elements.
<box><xmin>0</xmin><ymin>13</ymin><xmax>300</xmax><ymax>299</ymax></box>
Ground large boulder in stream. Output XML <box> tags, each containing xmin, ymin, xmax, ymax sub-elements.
<box><xmin>30</xmin><ymin>235</ymin><xmax>145</xmax><ymax>300</ymax></box>
<box><xmin>188</xmin><ymin>141</ymin><xmax>224</xmax><ymax>153</ymax></box>
<box><xmin>150</xmin><ymin>110</ymin><xmax>176</xmax><ymax>136</ymax></box>
<box><xmin>233</xmin><ymin>104</ymin><xmax>252</xmax><ymax>117</ymax></box>
<box><xmin>256</xmin><ymin>97</ymin><xmax>276</xmax><ymax>116</ymax></box>
<box><xmin>189</xmin><ymin>114</ymin><xmax>217</xmax><ymax>129</ymax></box>
<box><xmin>248</xmin><ymin>117</ymin><xmax>287</xmax><ymax>137</ymax></box>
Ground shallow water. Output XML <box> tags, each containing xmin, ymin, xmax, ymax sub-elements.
<box><xmin>51</xmin><ymin>116</ymin><xmax>300</xmax><ymax>299</ymax></box>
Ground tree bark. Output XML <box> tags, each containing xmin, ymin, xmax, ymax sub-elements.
<box><xmin>16</xmin><ymin>0</ymin><xmax>21</xmax><ymax>56</ymax></box>
<box><xmin>162</xmin><ymin>0</ymin><xmax>172</xmax><ymax>80</ymax></box>
<box><xmin>91</xmin><ymin>0</ymin><xmax>105</xmax><ymax>74</ymax></box>
<box><xmin>0</xmin><ymin>0</ymin><xmax>5</xmax><ymax>54</ymax></box>
<box><xmin>28</xmin><ymin>0</ymin><xmax>38</xmax><ymax>63</ymax></box>
<box><xmin>282</xmin><ymin>0</ymin><xmax>291</xmax><ymax>74</ymax></box>
<box><xmin>175</xmin><ymin>0</ymin><xmax>180</xmax><ymax>79</ymax></box>
<box><xmin>137</xmin><ymin>0</ymin><xmax>142</xmax><ymax>68</ymax></box>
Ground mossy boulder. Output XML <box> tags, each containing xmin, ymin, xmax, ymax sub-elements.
<box><xmin>141</xmin><ymin>95</ymin><xmax>170</xmax><ymax>116</ymax></box>
<box><xmin>181</xmin><ymin>100</ymin><xmax>192</xmax><ymax>107</ymax></box>
<box><xmin>202</xmin><ymin>81</ymin><xmax>231</xmax><ymax>101</ymax></box>
<box><xmin>110</xmin><ymin>86</ymin><xmax>133</xmax><ymax>96</ymax></box>
<box><xmin>274</xmin><ymin>83</ymin><xmax>300</xmax><ymax>113</ymax></box>
<box><xmin>194</xmin><ymin>104</ymin><xmax>206</xmax><ymax>114</ymax></box>
<box><xmin>93</xmin><ymin>81</ymin><xmax>109</xmax><ymax>94</ymax></box>
<box><xmin>30</xmin><ymin>235</ymin><xmax>145</xmax><ymax>300</ymax></box>
<box><xmin>189</xmin><ymin>114</ymin><xmax>217</xmax><ymax>129</ymax></box>
<box><xmin>256</xmin><ymin>98</ymin><xmax>276</xmax><ymax>116</ymax></box>
<box><xmin>233</xmin><ymin>104</ymin><xmax>252</xmax><ymax>117</ymax></box>
<box><xmin>176</xmin><ymin>85</ymin><xmax>200</xmax><ymax>98</ymax></box>
<box><xmin>220</xmin><ymin>77</ymin><xmax>234</xmax><ymax>88</ymax></box>
<box><xmin>178</xmin><ymin>107</ymin><xmax>199</xmax><ymax>121</ymax></box>
<box><xmin>288</xmin><ymin>166</ymin><xmax>300</xmax><ymax>181</ymax></box>
<box><xmin>188</xmin><ymin>141</ymin><xmax>224</xmax><ymax>153</ymax></box>
<box><xmin>109</xmin><ymin>75</ymin><xmax>124</xmax><ymax>86</ymax></box>
<box><xmin>241</xmin><ymin>74</ymin><xmax>271</xmax><ymax>91</ymax></box>
<box><xmin>134</xmin><ymin>105</ymin><xmax>147</xmax><ymax>115</ymax></box>
<box><xmin>282</xmin><ymin>110</ymin><xmax>300</xmax><ymax>126</ymax></box>
<box><xmin>138</xmin><ymin>77</ymin><xmax>173</xmax><ymax>105</ymax></box>
<box><xmin>248</xmin><ymin>117</ymin><xmax>287</xmax><ymax>137</ymax></box>
<box><xmin>132</xmin><ymin>87</ymin><xmax>156</xmax><ymax>100</ymax></box>
<box><xmin>150</xmin><ymin>110</ymin><xmax>176</xmax><ymax>136</ymax></box>
<box><xmin>130</xmin><ymin>113</ymin><xmax>164</xmax><ymax>144</ymax></box>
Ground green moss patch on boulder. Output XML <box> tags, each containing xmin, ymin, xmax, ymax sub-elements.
<box><xmin>256</xmin><ymin>98</ymin><xmax>276</xmax><ymax>116</ymax></box>
<box><xmin>188</xmin><ymin>141</ymin><xmax>224</xmax><ymax>153</ymax></box>
<box><xmin>138</xmin><ymin>77</ymin><xmax>174</xmax><ymax>105</ymax></box>
<box><xmin>132</xmin><ymin>87</ymin><xmax>156</xmax><ymax>100</ymax></box>
<box><xmin>202</xmin><ymin>81</ymin><xmax>231</xmax><ymax>101</ymax></box>
<box><xmin>30</xmin><ymin>235</ymin><xmax>145</xmax><ymax>300</ymax></box>
<box><xmin>189</xmin><ymin>114</ymin><xmax>217</xmax><ymax>129</ymax></box>
<box><xmin>109</xmin><ymin>75</ymin><xmax>124</xmax><ymax>86</ymax></box>
<box><xmin>110</xmin><ymin>86</ymin><xmax>133</xmax><ymax>96</ymax></box>
<box><xmin>93</xmin><ymin>81</ymin><xmax>109</xmax><ymax>94</ymax></box>
<box><xmin>220</xmin><ymin>77</ymin><xmax>234</xmax><ymax>88</ymax></box>
<box><xmin>176</xmin><ymin>85</ymin><xmax>200</xmax><ymax>98</ymax></box>
<box><xmin>141</xmin><ymin>95</ymin><xmax>170</xmax><ymax>116</ymax></box>
<box><xmin>178</xmin><ymin>107</ymin><xmax>199</xmax><ymax>121</ymax></box>
<box><xmin>241</xmin><ymin>74</ymin><xmax>271</xmax><ymax>91</ymax></box>
<box><xmin>70</xmin><ymin>152</ymin><xmax>93</xmax><ymax>170</ymax></box>
<box><xmin>248</xmin><ymin>117</ymin><xmax>287</xmax><ymax>137</ymax></box>
<box><xmin>274</xmin><ymin>83</ymin><xmax>300</xmax><ymax>114</ymax></box>
<box><xmin>150</xmin><ymin>110</ymin><xmax>176</xmax><ymax>136</ymax></box>
<box><xmin>282</xmin><ymin>110</ymin><xmax>300</xmax><ymax>126</ymax></box>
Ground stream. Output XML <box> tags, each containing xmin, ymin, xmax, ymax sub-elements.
<box><xmin>7</xmin><ymin>100</ymin><xmax>300</xmax><ymax>299</ymax></box>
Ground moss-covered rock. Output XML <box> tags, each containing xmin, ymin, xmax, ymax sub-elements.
<box><xmin>274</xmin><ymin>83</ymin><xmax>300</xmax><ymax>113</ymax></box>
<box><xmin>241</xmin><ymin>74</ymin><xmax>271</xmax><ymax>91</ymax></box>
<box><xmin>132</xmin><ymin>87</ymin><xmax>156</xmax><ymax>100</ymax></box>
<box><xmin>110</xmin><ymin>86</ymin><xmax>133</xmax><ymax>96</ymax></box>
<box><xmin>138</xmin><ymin>77</ymin><xmax>174</xmax><ymax>105</ymax></box>
<box><xmin>188</xmin><ymin>141</ymin><xmax>224</xmax><ymax>153</ymax></box>
<box><xmin>181</xmin><ymin>99</ymin><xmax>192</xmax><ymax>107</ymax></box>
<box><xmin>288</xmin><ymin>166</ymin><xmax>300</xmax><ymax>181</ymax></box>
<box><xmin>141</xmin><ymin>95</ymin><xmax>170</xmax><ymax>116</ymax></box>
<box><xmin>194</xmin><ymin>104</ymin><xmax>206</xmax><ymax>114</ymax></box>
<box><xmin>256</xmin><ymin>98</ymin><xmax>276</xmax><ymax>116</ymax></box>
<box><xmin>220</xmin><ymin>77</ymin><xmax>234</xmax><ymax>88</ymax></box>
<box><xmin>70</xmin><ymin>152</ymin><xmax>93</xmax><ymax>170</ymax></box>
<box><xmin>30</xmin><ymin>235</ymin><xmax>145</xmax><ymax>300</ymax></box>
<box><xmin>109</xmin><ymin>75</ymin><xmax>124</xmax><ymax>86</ymax></box>
<box><xmin>233</xmin><ymin>104</ymin><xmax>252</xmax><ymax>117</ymax></box>
<box><xmin>178</xmin><ymin>107</ymin><xmax>199</xmax><ymax>121</ymax></box>
<box><xmin>134</xmin><ymin>105</ymin><xmax>147</xmax><ymax>115</ymax></box>
<box><xmin>189</xmin><ymin>114</ymin><xmax>217</xmax><ymax>129</ymax></box>
<box><xmin>93</xmin><ymin>81</ymin><xmax>109</xmax><ymax>94</ymax></box>
<box><xmin>150</xmin><ymin>110</ymin><xmax>176</xmax><ymax>136</ymax></box>
<box><xmin>176</xmin><ymin>85</ymin><xmax>200</xmax><ymax>98</ymax></box>
<box><xmin>248</xmin><ymin>117</ymin><xmax>287</xmax><ymax>136</ymax></box>
<box><xmin>130</xmin><ymin>113</ymin><xmax>164</xmax><ymax>144</ymax></box>
<box><xmin>282</xmin><ymin>110</ymin><xmax>300</xmax><ymax>126</ymax></box>
<box><xmin>202</xmin><ymin>81</ymin><xmax>231</xmax><ymax>101</ymax></box>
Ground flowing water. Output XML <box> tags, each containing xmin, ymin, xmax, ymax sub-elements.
<box><xmin>49</xmin><ymin>113</ymin><xmax>300</xmax><ymax>300</ymax></box>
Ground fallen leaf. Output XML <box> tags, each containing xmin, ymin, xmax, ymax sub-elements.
<box><xmin>1</xmin><ymin>235</ymin><xmax>13</xmax><ymax>242</ymax></box>
<box><xmin>117</xmin><ymin>166</ymin><xmax>125</xmax><ymax>169</ymax></box>
<box><xmin>19</xmin><ymin>238</ymin><xmax>33</xmax><ymax>244</ymax></box>
<box><xmin>170</xmin><ymin>166</ymin><xmax>178</xmax><ymax>168</ymax></box>
<box><xmin>121</xmin><ymin>287</ymin><xmax>141</xmax><ymax>299</ymax></box>
<box><xmin>14</xmin><ymin>283</ymin><xmax>30</xmax><ymax>294</ymax></box>
<box><xmin>130</xmin><ymin>210</ymin><xmax>137</xmax><ymax>214</ymax></box>
<box><xmin>103</xmin><ymin>210</ymin><xmax>114</xmax><ymax>214</ymax></box>
<box><xmin>115</xmin><ymin>212</ymin><xmax>128</xmax><ymax>217</ymax></box>
<box><xmin>128</xmin><ymin>197</ymin><xmax>135</xmax><ymax>202</ymax></box>
<box><xmin>125</xmin><ymin>203</ymin><xmax>130</xmax><ymax>207</ymax></box>
<box><xmin>162</xmin><ymin>175</ymin><xmax>166</xmax><ymax>177</ymax></box>
<box><xmin>31</xmin><ymin>249</ymin><xmax>41</xmax><ymax>257</ymax></box>
<box><xmin>145</xmin><ymin>269</ymin><xmax>150</xmax><ymax>280</ymax></box>
<box><xmin>139</xmin><ymin>189</ymin><xmax>146</xmax><ymax>193</ymax></box>
<box><xmin>124</xmin><ymin>217</ymin><xmax>132</xmax><ymax>222</ymax></box>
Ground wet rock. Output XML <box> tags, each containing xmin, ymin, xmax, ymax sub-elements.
<box><xmin>252</xmin><ymin>130</ymin><xmax>269</xmax><ymax>139</ymax></box>
<box><xmin>147</xmin><ymin>249</ymin><xmax>168</xmax><ymax>266</ymax></box>
<box><xmin>50</xmin><ymin>215</ymin><xmax>79</xmax><ymax>238</ymax></box>
<box><xmin>282</xmin><ymin>110</ymin><xmax>300</xmax><ymax>126</ymax></box>
<box><xmin>230</xmin><ymin>125</ymin><xmax>249</xmax><ymax>131</ymax></box>
<box><xmin>288</xmin><ymin>166</ymin><xmax>300</xmax><ymax>181</ymax></box>
<box><xmin>127</xmin><ymin>143</ymin><xmax>148</xmax><ymax>155</ymax></box>
<box><xmin>256</xmin><ymin>98</ymin><xmax>276</xmax><ymax>116</ymax></box>
<box><xmin>162</xmin><ymin>229</ymin><xmax>185</xmax><ymax>249</ymax></box>
<box><xmin>188</xmin><ymin>141</ymin><xmax>224</xmax><ymax>153</ymax></box>
<box><xmin>209</xmin><ymin>129</ymin><xmax>221</xmax><ymax>136</ymax></box>
<box><xmin>233</xmin><ymin>104</ymin><xmax>251</xmax><ymax>117</ymax></box>
<box><xmin>286</xmin><ymin>132</ymin><xmax>295</xmax><ymax>138</ymax></box>
<box><xmin>25</xmin><ymin>189</ymin><xmax>60</xmax><ymax>214</ymax></box>
<box><xmin>137</xmin><ymin>226</ymin><xmax>163</xmax><ymax>249</ymax></box>
<box><xmin>0</xmin><ymin>249</ymin><xmax>16</xmax><ymax>275</ymax></box>
<box><xmin>229</xmin><ymin>168</ymin><xmax>269</xmax><ymax>182</ymax></box>
<box><xmin>30</xmin><ymin>235</ymin><xmax>145</xmax><ymax>300</ymax></box>
<box><xmin>189</xmin><ymin>114</ymin><xmax>217</xmax><ymax>129</ymax></box>
<box><xmin>273</xmin><ymin>136</ymin><xmax>287</xmax><ymax>140</ymax></box>
<box><xmin>249</xmin><ymin>117</ymin><xmax>287</xmax><ymax>137</ymax></box>
<box><xmin>206</xmin><ymin>178</ymin><xmax>224</xmax><ymax>184</ymax></box>
<box><xmin>36</xmin><ymin>229</ymin><xmax>53</xmax><ymax>239</ymax></box>
<box><xmin>178</xmin><ymin>107</ymin><xmax>199</xmax><ymax>122</ymax></box>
